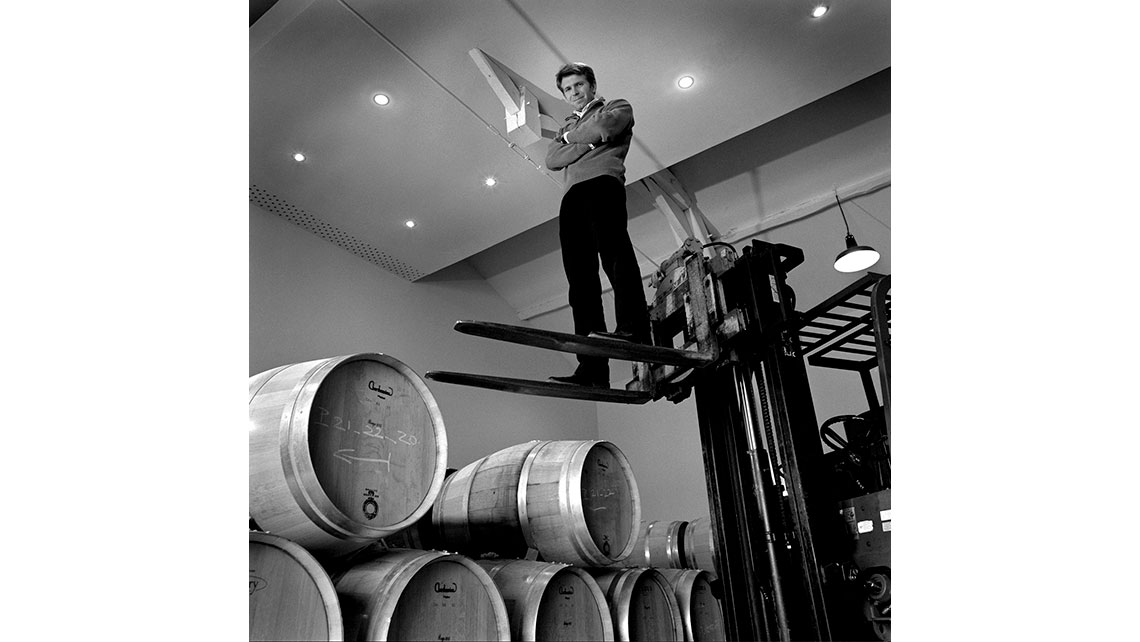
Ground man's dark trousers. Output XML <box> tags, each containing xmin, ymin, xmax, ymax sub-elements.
<box><xmin>558</xmin><ymin>175</ymin><xmax>651</xmax><ymax>375</ymax></box>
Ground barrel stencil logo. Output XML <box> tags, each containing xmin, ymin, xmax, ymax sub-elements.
<box><xmin>362</xmin><ymin>489</ymin><xmax>379</xmax><ymax>520</ymax></box>
<box><xmin>249</xmin><ymin>570</ymin><xmax>267</xmax><ymax>596</ymax></box>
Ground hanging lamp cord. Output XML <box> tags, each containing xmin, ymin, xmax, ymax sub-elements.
<box><xmin>836</xmin><ymin>192</ymin><xmax>852</xmax><ymax>236</ymax></box>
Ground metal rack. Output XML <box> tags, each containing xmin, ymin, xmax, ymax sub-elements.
<box><xmin>796</xmin><ymin>272</ymin><xmax>891</xmax><ymax>440</ymax></box>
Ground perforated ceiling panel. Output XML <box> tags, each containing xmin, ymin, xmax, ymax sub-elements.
<box><xmin>250</xmin><ymin>185</ymin><xmax>426</xmax><ymax>281</ymax></box>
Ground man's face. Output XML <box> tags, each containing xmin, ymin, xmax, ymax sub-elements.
<box><xmin>559</xmin><ymin>74</ymin><xmax>596</xmax><ymax>111</ymax></box>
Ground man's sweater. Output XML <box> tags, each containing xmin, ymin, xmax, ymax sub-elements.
<box><xmin>545</xmin><ymin>96</ymin><xmax>634</xmax><ymax>192</ymax></box>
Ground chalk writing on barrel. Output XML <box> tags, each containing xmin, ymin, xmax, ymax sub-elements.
<box><xmin>312</xmin><ymin>407</ymin><xmax>349</xmax><ymax>432</ymax></box>
<box><xmin>333</xmin><ymin>449</ymin><xmax>392</xmax><ymax>471</ymax></box>
<box><xmin>363</xmin><ymin>420</ymin><xmax>398</xmax><ymax>443</ymax></box>
<box><xmin>314</xmin><ymin>409</ymin><xmax>417</xmax><ymax>448</ymax></box>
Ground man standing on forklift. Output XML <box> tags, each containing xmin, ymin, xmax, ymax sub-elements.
<box><xmin>545</xmin><ymin>62</ymin><xmax>652</xmax><ymax>388</ymax></box>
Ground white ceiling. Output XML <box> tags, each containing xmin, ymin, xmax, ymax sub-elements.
<box><xmin>250</xmin><ymin>0</ymin><xmax>891</xmax><ymax>280</ymax></box>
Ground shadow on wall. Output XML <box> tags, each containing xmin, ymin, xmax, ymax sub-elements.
<box><xmin>456</xmin><ymin>215</ymin><xmax>565</xmax><ymax>282</ymax></box>
<box><xmin>414</xmin><ymin>258</ymin><xmax>501</xmax><ymax>284</ymax></box>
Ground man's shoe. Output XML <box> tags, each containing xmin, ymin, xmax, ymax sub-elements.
<box><xmin>549</xmin><ymin>371</ymin><xmax>609</xmax><ymax>388</ymax></box>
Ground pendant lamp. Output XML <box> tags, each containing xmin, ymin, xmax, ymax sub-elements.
<box><xmin>832</xmin><ymin>193</ymin><xmax>880</xmax><ymax>273</ymax></box>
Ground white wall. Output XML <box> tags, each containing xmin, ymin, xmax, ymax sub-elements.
<box><xmin>250</xmin><ymin>202</ymin><xmax>599</xmax><ymax>468</ymax></box>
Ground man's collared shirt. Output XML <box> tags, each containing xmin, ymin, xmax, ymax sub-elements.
<box><xmin>572</xmin><ymin>96</ymin><xmax>605</xmax><ymax>119</ymax></box>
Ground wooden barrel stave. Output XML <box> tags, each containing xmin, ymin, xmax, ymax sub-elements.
<box><xmin>250</xmin><ymin>359</ymin><xmax>352</xmax><ymax>553</ymax></box>
<box><xmin>466</xmin><ymin>442</ymin><xmax>541</xmax><ymax>553</ymax></box>
<box><xmin>434</xmin><ymin>458</ymin><xmax>483</xmax><ymax>549</ymax></box>
<box><xmin>657</xmin><ymin>569</ymin><xmax>726</xmax><ymax>642</ymax></box>
<box><xmin>433</xmin><ymin>441</ymin><xmax>542</xmax><ymax>557</ymax></box>
<box><xmin>249</xmin><ymin>531</ymin><xmax>344</xmax><ymax>641</ymax></box>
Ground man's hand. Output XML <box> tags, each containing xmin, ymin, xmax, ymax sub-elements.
<box><xmin>559</xmin><ymin>131</ymin><xmax>595</xmax><ymax>149</ymax></box>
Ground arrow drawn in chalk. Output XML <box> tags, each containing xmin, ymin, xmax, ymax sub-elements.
<box><xmin>333</xmin><ymin>449</ymin><xmax>392</xmax><ymax>471</ymax></box>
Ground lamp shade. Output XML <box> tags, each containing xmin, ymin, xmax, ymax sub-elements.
<box><xmin>834</xmin><ymin>233</ymin><xmax>880</xmax><ymax>273</ymax></box>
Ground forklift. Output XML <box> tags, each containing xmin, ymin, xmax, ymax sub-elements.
<box><xmin>428</xmin><ymin>237</ymin><xmax>892</xmax><ymax>641</ymax></box>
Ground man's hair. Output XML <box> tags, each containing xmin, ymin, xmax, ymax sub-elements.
<box><xmin>555</xmin><ymin>62</ymin><xmax>596</xmax><ymax>92</ymax></box>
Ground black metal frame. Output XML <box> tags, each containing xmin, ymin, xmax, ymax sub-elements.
<box><xmin>693</xmin><ymin>240</ymin><xmax>843</xmax><ymax>641</ymax></box>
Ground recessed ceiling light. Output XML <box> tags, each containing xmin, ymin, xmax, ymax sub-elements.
<box><xmin>373</xmin><ymin>93</ymin><xmax>390</xmax><ymax>106</ymax></box>
<box><xmin>484</xmin><ymin>177</ymin><xmax>497</xmax><ymax>187</ymax></box>
<box><xmin>678</xmin><ymin>75</ymin><xmax>695</xmax><ymax>89</ymax></box>
<box><xmin>292</xmin><ymin>152</ymin><xmax>306</xmax><ymax>162</ymax></box>
<box><xmin>404</xmin><ymin>220</ymin><xmax>416</xmax><ymax>228</ymax></box>
<box><xmin>812</xmin><ymin>5</ymin><xmax>829</xmax><ymax>18</ymax></box>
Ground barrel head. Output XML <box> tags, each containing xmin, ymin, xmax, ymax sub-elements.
<box><xmin>307</xmin><ymin>358</ymin><xmax>439</xmax><ymax>528</ymax></box>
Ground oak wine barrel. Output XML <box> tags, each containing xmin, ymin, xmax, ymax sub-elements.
<box><xmin>249</xmin><ymin>531</ymin><xmax>343</xmax><ymax>641</ymax></box>
<box><xmin>249</xmin><ymin>353</ymin><xmax>448</xmax><ymax>557</ymax></box>
<box><xmin>476</xmin><ymin>559</ymin><xmax>614</xmax><ymax>641</ymax></box>
<box><xmin>587</xmin><ymin>567</ymin><xmax>685</xmax><ymax>641</ymax></box>
<box><xmin>334</xmin><ymin>548</ymin><xmax>511</xmax><ymax>641</ymax></box>
<box><xmin>682</xmin><ymin>517</ymin><xmax>719</xmax><ymax>575</ymax></box>
<box><xmin>620</xmin><ymin>520</ymin><xmax>687</xmax><ymax>568</ymax></box>
<box><xmin>434</xmin><ymin>440</ymin><xmax>640</xmax><ymax>566</ymax></box>
<box><xmin>657</xmin><ymin>569</ymin><xmax>726</xmax><ymax>642</ymax></box>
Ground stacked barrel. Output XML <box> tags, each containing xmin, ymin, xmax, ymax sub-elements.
<box><xmin>248</xmin><ymin>352</ymin><xmax>726</xmax><ymax>641</ymax></box>
<box><xmin>610</xmin><ymin>518</ymin><xmax>725</xmax><ymax>641</ymax></box>
<box><xmin>249</xmin><ymin>353</ymin><xmax>510</xmax><ymax>642</ymax></box>
<box><xmin>615</xmin><ymin>517</ymin><xmax>721</xmax><ymax>575</ymax></box>
<box><xmin>248</xmin><ymin>353</ymin><xmax>451</xmax><ymax>557</ymax></box>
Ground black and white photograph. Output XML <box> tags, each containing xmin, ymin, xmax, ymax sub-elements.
<box><xmin>6</xmin><ymin>1</ymin><xmax>1138</xmax><ymax>640</ymax></box>
<box><xmin>248</xmin><ymin>1</ymin><xmax>890</xmax><ymax>640</ymax></box>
